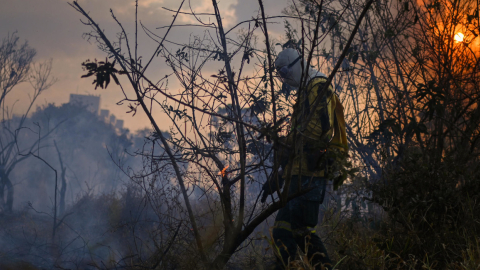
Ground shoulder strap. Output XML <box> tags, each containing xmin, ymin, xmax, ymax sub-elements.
<box><xmin>303</xmin><ymin>76</ymin><xmax>333</xmax><ymax>136</ymax></box>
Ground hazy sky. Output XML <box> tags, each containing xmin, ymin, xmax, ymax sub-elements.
<box><xmin>1</xmin><ymin>0</ymin><xmax>291</xmax><ymax>132</ymax></box>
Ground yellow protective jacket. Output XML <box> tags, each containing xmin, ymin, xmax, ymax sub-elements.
<box><xmin>285</xmin><ymin>77</ymin><xmax>348</xmax><ymax>177</ymax></box>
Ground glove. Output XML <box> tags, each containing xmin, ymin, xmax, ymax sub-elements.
<box><xmin>261</xmin><ymin>137</ymin><xmax>290</xmax><ymax>203</ymax></box>
<box><xmin>261</xmin><ymin>169</ymin><xmax>284</xmax><ymax>203</ymax></box>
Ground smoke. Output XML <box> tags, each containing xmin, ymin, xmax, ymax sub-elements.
<box><xmin>10</xmin><ymin>103</ymin><xmax>135</xmax><ymax>211</ymax></box>
<box><xmin>0</xmin><ymin>101</ymin><xmax>279</xmax><ymax>269</ymax></box>
<box><xmin>0</xmin><ymin>102</ymin><xmax>171</xmax><ymax>269</ymax></box>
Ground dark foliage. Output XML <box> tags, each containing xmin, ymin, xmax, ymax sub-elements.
<box><xmin>81</xmin><ymin>58</ymin><xmax>123</xmax><ymax>89</ymax></box>
<box><xmin>369</xmin><ymin>148</ymin><xmax>480</xmax><ymax>268</ymax></box>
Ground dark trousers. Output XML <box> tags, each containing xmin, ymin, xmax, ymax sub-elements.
<box><xmin>272</xmin><ymin>175</ymin><xmax>332</xmax><ymax>270</ymax></box>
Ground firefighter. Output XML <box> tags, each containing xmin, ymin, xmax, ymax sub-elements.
<box><xmin>266</xmin><ymin>48</ymin><xmax>348</xmax><ymax>270</ymax></box>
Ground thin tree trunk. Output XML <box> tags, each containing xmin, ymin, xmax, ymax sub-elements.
<box><xmin>0</xmin><ymin>181</ymin><xmax>4</xmax><ymax>211</ymax></box>
<box><xmin>211</xmin><ymin>0</ymin><xmax>247</xmax><ymax>263</ymax></box>
<box><xmin>4</xmin><ymin>175</ymin><xmax>13</xmax><ymax>213</ymax></box>
<box><xmin>54</xmin><ymin>140</ymin><xmax>67</xmax><ymax>216</ymax></box>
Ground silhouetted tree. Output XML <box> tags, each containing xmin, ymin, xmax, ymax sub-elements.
<box><xmin>0</xmin><ymin>32</ymin><xmax>56</xmax><ymax>213</ymax></box>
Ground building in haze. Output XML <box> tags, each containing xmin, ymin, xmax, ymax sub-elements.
<box><xmin>68</xmin><ymin>94</ymin><xmax>125</xmax><ymax>132</ymax></box>
<box><xmin>115</xmin><ymin>120</ymin><xmax>124</xmax><ymax>130</ymax></box>
<box><xmin>109</xmin><ymin>114</ymin><xmax>116</xmax><ymax>125</ymax></box>
<box><xmin>69</xmin><ymin>94</ymin><xmax>100</xmax><ymax>115</ymax></box>
<box><xmin>100</xmin><ymin>109</ymin><xmax>109</xmax><ymax>120</ymax></box>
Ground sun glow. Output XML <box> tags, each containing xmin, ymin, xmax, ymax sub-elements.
<box><xmin>454</xmin><ymin>32</ymin><xmax>464</xmax><ymax>42</ymax></box>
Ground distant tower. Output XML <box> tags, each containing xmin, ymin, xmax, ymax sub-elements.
<box><xmin>69</xmin><ymin>94</ymin><xmax>100</xmax><ymax>115</ymax></box>
<box><xmin>109</xmin><ymin>114</ymin><xmax>116</xmax><ymax>125</ymax></box>
<box><xmin>100</xmin><ymin>109</ymin><xmax>109</xmax><ymax>120</ymax></box>
<box><xmin>115</xmin><ymin>119</ymin><xmax>124</xmax><ymax>130</ymax></box>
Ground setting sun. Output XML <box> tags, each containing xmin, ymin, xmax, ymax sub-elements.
<box><xmin>454</xmin><ymin>32</ymin><xmax>464</xmax><ymax>42</ymax></box>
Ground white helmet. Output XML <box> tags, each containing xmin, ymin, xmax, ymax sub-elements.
<box><xmin>274</xmin><ymin>48</ymin><xmax>326</xmax><ymax>88</ymax></box>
